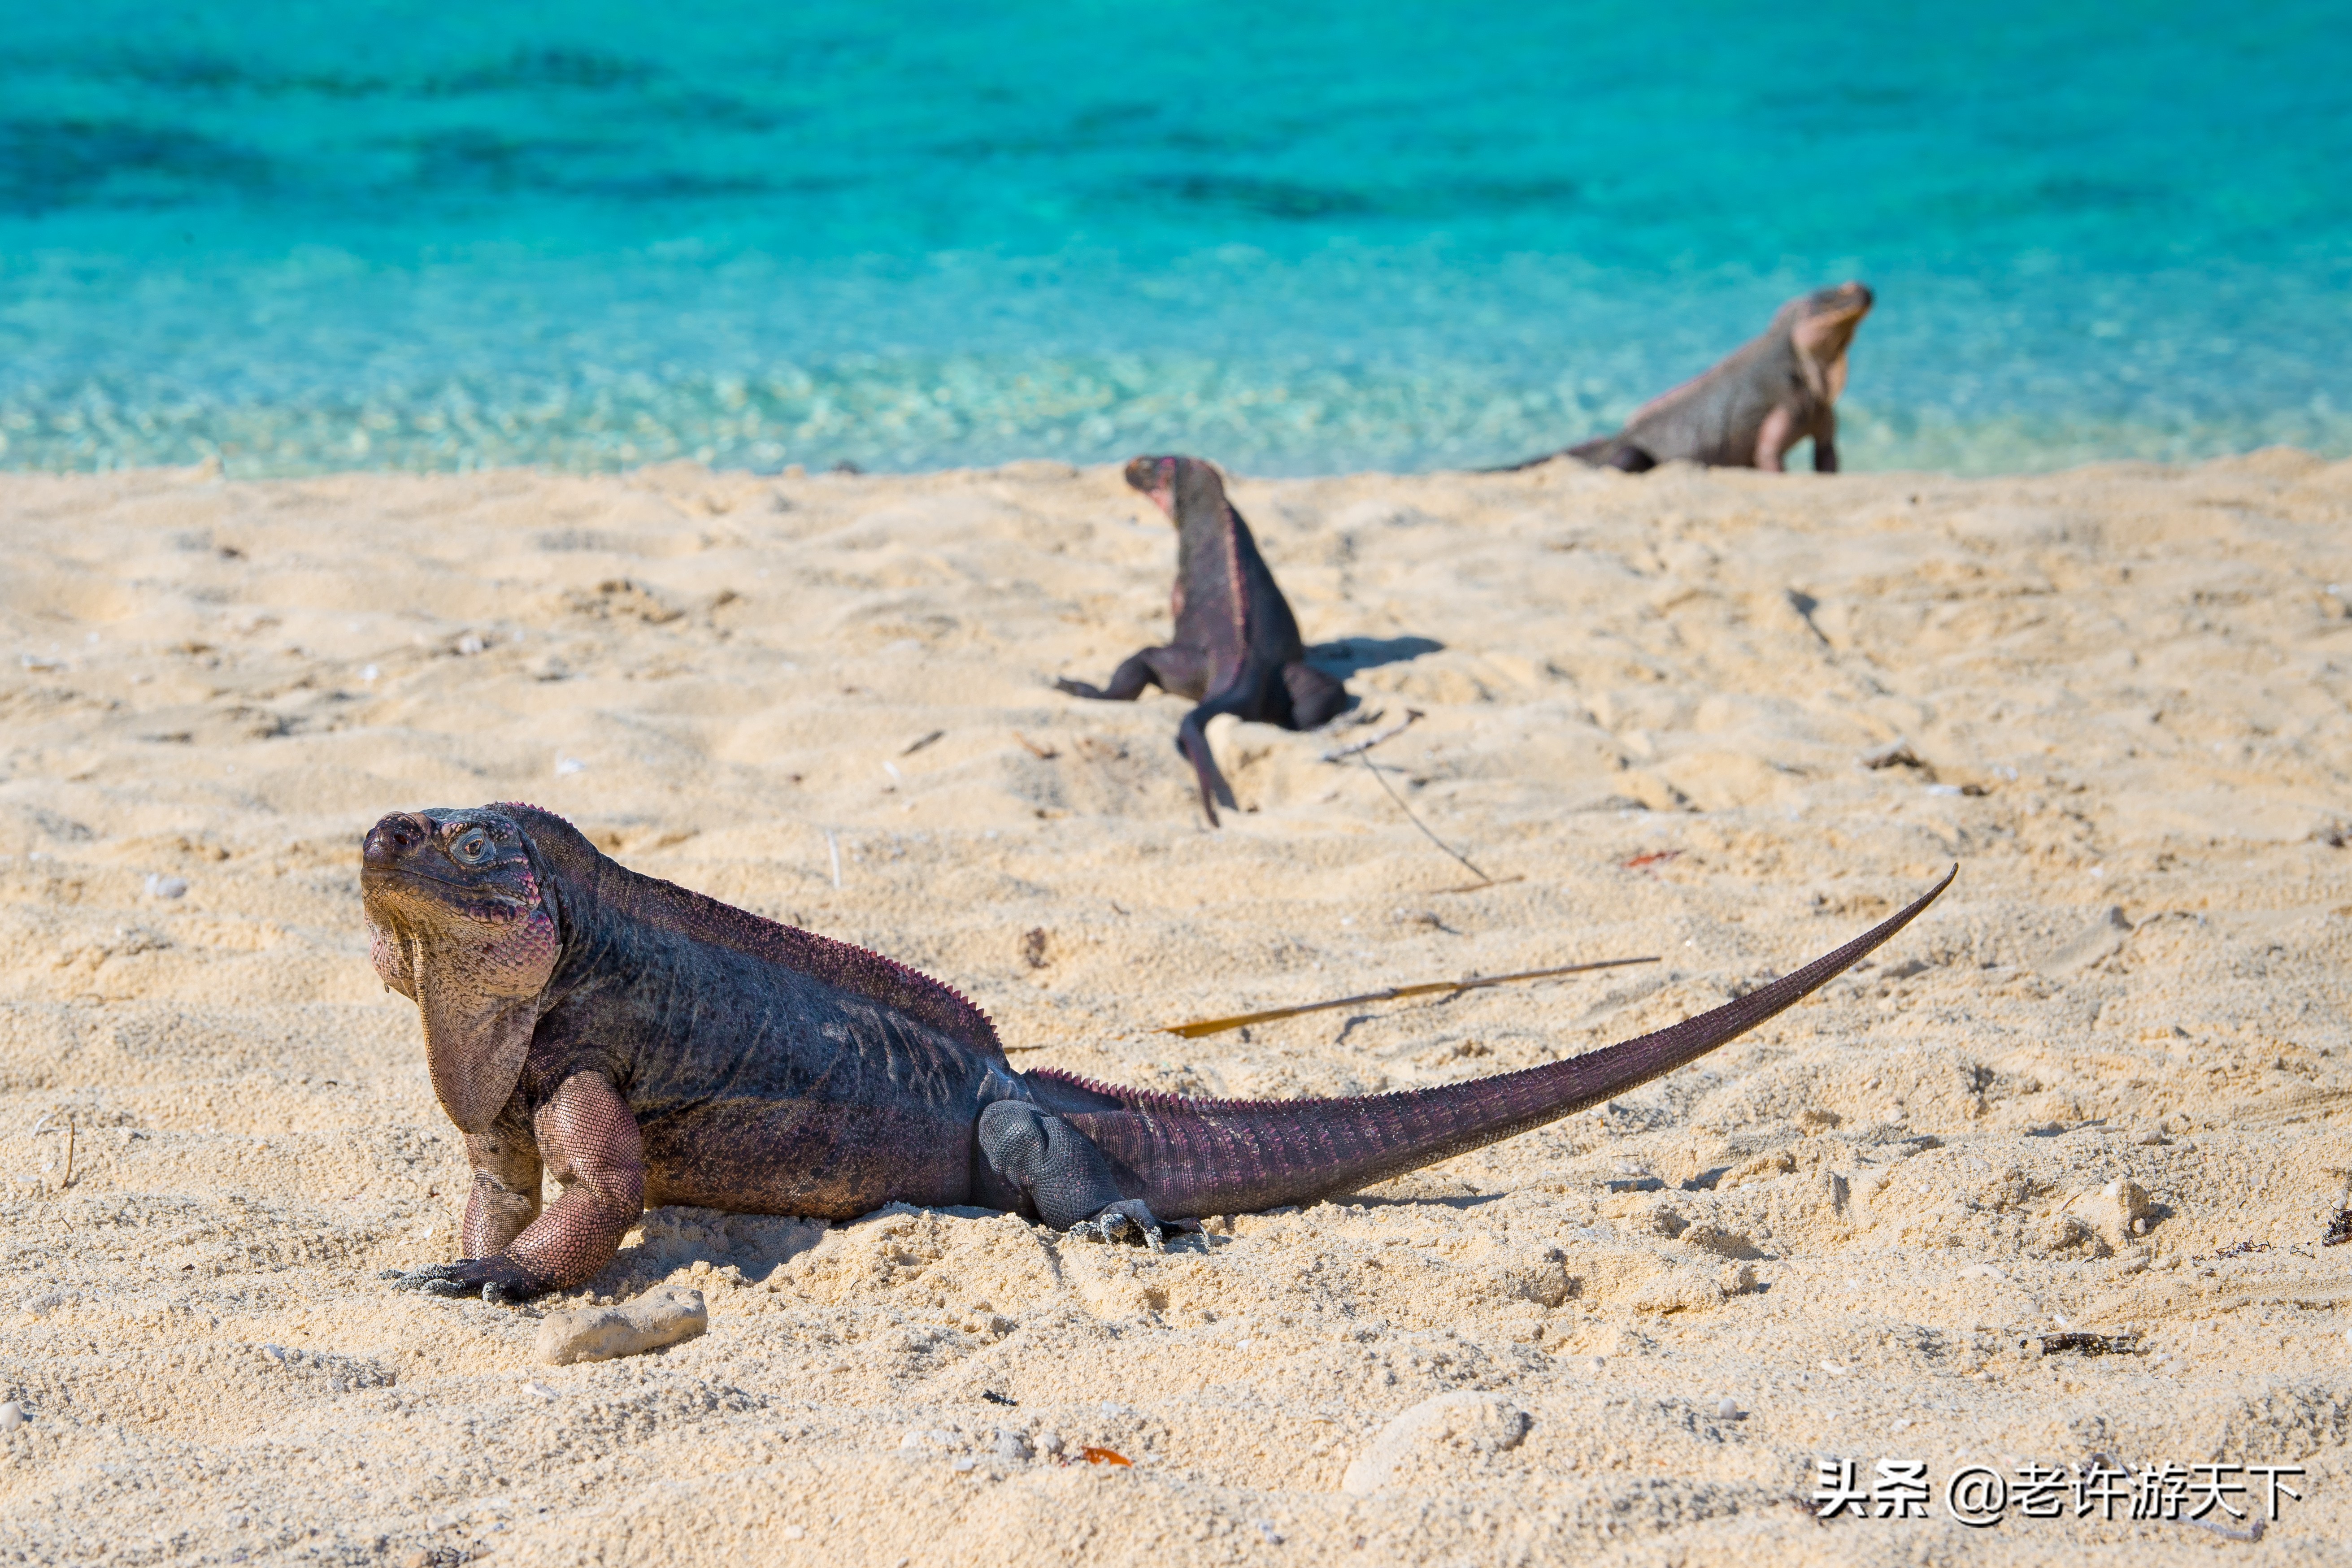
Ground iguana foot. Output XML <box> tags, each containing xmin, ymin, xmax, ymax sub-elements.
<box><xmin>1064</xmin><ymin>1200</ymin><xmax>1171</xmax><ymax>1251</ymax></box>
<box><xmin>382</xmin><ymin>1257</ymin><xmax>543</xmax><ymax>1306</ymax></box>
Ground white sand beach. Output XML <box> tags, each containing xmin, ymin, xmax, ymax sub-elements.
<box><xmin>3</xmin><ymin>451</ymin><xmax>2350</xmax><ymax>1563</ymax></box>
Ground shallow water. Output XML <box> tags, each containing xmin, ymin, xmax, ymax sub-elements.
<box><xmin>2</xmin><ymin>0</ymin><xmax>2345</xmax><ymax>476</ymax></box>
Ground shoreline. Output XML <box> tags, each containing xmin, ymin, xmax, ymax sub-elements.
<box><xmin>7</xmin><ymin>407</ymin><xmax>2351</xmax><ymax>486</ymax></box>
<box><xmin>4</xmin><ymin>451</ymin><xmax>2349</xmax><ymax>1563</ymax></box>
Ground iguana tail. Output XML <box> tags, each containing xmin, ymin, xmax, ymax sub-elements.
<box><xmin>1025</xmin><ymin>869</ymin><xmax>1952</xmax><ymax>1218</ymax></box>
<box><xmin>1477</xmin><ymin>435</ymin><xmax>1637</xmax><ymax>474</ymax></box>
<box><xmin>1175</xmin><ymin>693</ymin><xmax>1246</xmax><ymax>827</ymax></box>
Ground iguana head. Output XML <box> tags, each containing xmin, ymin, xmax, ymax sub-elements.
<box><xmin>1782</xmin><ymin>282</ymin><xmax>1874</xmax><ymax>399</ymax></box>
<box><xmin>1122</xmin><ymin>453</ymin><xmax>1225</xmax><ymax>525</ymax></box>
<box><xmin>362</xmin><ymin>807</ymin><xmax>561</xmax><ymax>1132</ymax></box>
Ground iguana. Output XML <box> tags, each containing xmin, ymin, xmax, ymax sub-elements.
<box><xmin>1504</xmin><ymin>282</ymin><xmax>1874</xmax><ymax>473</ymax></box>
<box><xmin>366</xmin><ymin>802</ymin><xmax>1952</xmax><ymax>1303</ymax></box>
<box><xmin>1056</xmin><ymin>454</ymin><xmax>1347</xmax><ymax>825</ymax></box>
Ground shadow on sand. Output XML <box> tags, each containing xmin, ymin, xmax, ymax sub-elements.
<box><xmin>1304</xmin><ymin>634</ymin><xmax>1443</xmax><ymax>680</ymax></box>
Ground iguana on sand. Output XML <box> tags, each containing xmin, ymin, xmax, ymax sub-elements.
<box><xmin>367</xmin><ymin>802</ymin><xmax>1951</xmax><ymax>1303</ymax></box>
<box><xmin>1056</xmin><ymin>454</ymin><xmax>1347</xmax><ymax>825</ymax></box>
<box><xmin>1506</xmin><ymin>282</ymin><xmax>1874</xmax><ymax>473</ymax></box>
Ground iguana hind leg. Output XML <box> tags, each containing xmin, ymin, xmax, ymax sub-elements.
<box><xmin>1281</xmin><ymin>661</ymin><xmax>1347</xmax><ymax>730</ymax></box>
<box><xmin>978</xmin><ymin>1100</ymin><xmax>1176</xmax><ymax>1250</ymax></box>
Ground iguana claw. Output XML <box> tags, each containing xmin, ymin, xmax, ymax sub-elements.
<box><xmin>383</xmin><ymin>1258</ymin><xmax>542</xmax><ymax>1305</ymax></box>
<box><xmin>1065</xmin><ymin>1213</ymin><xmax>1161</xmax><ymax>1251</ymax></box>
<box><xmin>1065</xmin><ymin>1200</ymin><xmax>1174</xmax><ymax>1251</ymax></box>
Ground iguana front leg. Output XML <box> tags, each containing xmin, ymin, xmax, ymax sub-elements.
<box><xmin>461</xmin><ymin>1118</ymin><xmax>542</xmax><ymax>1257</ymax></box>
<box><xmin>387</xmin><ymin>1115</ymin><xmax>545</xmax><ymax>1302</ymax></box>
<box><xmin>391</xmin><ymin>1072</ymin><xmax>643</xmax><ymax>1305</ymax></box>
<box><xmin>1055</xmin><ymin>644</ymin><xmax>1209</xmax><ymax>703</ymax></box>
<box><xmin>1753</xmin><ymin>404</ymin><xmax>1799</xmax><ymax>472</ymax></box>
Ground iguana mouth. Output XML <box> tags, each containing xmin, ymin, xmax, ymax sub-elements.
<box><xmin>362</xmin><ymin>864</ymin><xmax>535</xmax><ymax>921</ymax></box>
<box><xmin>364</xmin><ymin>863</ymin><xmax>510</xmax><ymax>895</ymax></box>
<box><xmin>1807</xmin><ymin>282</ymin><xmax>1874</xmax><ymax>326</ymax></box>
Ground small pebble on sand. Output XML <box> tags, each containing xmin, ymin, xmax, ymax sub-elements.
<box><xmin>534</xmin><ymin>1286</ymin><xmax>706</xmax><ymax>1365</ymax></box>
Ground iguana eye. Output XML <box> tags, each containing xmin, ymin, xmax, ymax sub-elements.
<box><xmin>451</xmin><ymin>829</ymin><xmax>492</xmax><ymax>864</ymax></box>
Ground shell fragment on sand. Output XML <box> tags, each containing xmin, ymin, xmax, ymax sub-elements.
<box><xmin>2039</xmin><ymin>905</ymin><xmax>2132</xmax><ymax>975</ymax></box>
<box><xmin>533</xmin><ymin>1285</ymin><xmax>707</xmax><ymax>1365</ymax></box>
<box><xmin>1339</xmin><ymin>1390</ymin><xmax>1530</xmax><ymax>1495</ymax></box>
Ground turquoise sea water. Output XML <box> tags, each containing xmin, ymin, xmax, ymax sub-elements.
<box><xmin>2</xmin><ymin>1</ymin><xmax>2346</xmax><ymax>477</ymax></box>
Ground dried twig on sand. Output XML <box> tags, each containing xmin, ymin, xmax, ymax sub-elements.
<box><xmin>1160</xmin><ymin>955</ymin><xmax>1659</xmax><ymax>1040</ymax></box>
<box><xmin>1353</xmin><ymin>751</ymin><xmax>1498</xmax><ymax>887</ymax></box>
<box><xmin>1434</xmin><ymin>874</ymin><xmax>1525</xmax><ymax>895</ymax></box>
<box><xmin>1319</xmin><ymin>708</ymin><xmax>1423</xmax><ymax>762</ymax></box>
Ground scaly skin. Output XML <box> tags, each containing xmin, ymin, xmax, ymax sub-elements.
<box><xmin>368</xmin><ymin>802</ymin><xmax>1953</xmax><ymax>1304</ymax></box>
<box><xmin>1056</xmin><ymin>454</ymin><xmax>1348</xmax><ymax>825</ymax></box>
<box><xmin>1504</xmin><ymin>282</ymin><xmax>1874</xmax><ymax>474</ymax></box>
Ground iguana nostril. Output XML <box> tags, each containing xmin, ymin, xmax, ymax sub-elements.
<box><xmin>364</xmin><ymin>813</ymin><xmax>427</xmax><ymax>861</ymax></box>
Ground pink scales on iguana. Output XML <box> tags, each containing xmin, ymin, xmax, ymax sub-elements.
<box><xmin>364</xmin><ymin>802</ymin><xmax>1951</xmax><ymax>1303</ymax></box>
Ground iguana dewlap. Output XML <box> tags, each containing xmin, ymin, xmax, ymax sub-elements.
<box><xmin>365</xmin><ymin>803</ymin><xmax>1950</xmax><ymax>1303</ymax></box>
<box><xmin>1056</xmin><ymin>454</ymin><xmax>1347</xmax><ymax>825</ymax></box>
<box><xmin>1513</xmin><ymin>282</ymin><xmax>1873</xmax><ymax>473</ymax></box>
